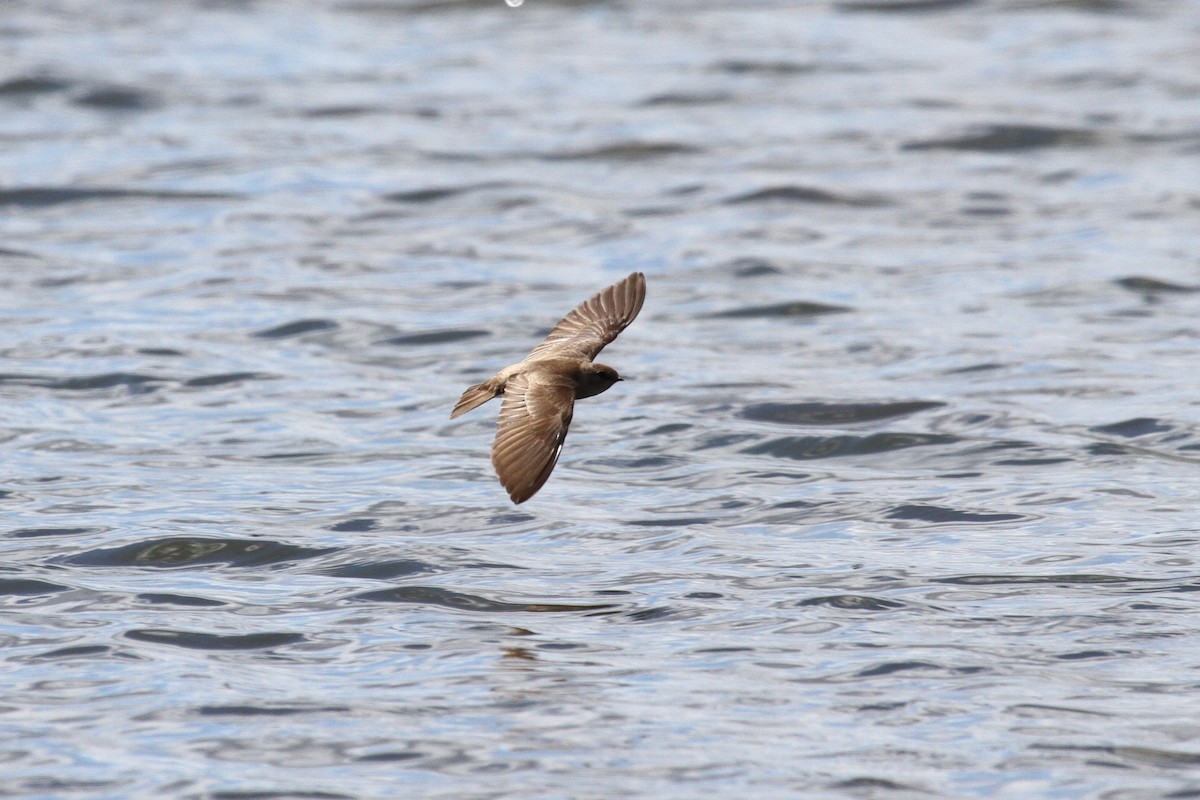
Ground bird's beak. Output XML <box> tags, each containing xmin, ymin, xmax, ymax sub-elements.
<box><xmin>616</xmin><ymin>376</ymin><xmax>625</xmax><ymax>382</ymax></box>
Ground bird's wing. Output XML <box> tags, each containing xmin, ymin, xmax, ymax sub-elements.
<box><xmin>524</xmin><ymin>271</ymin><xmax>645</xmax><ymax>363</ymax></box>
<box><xmin>491</xmin><ymin>371</ymin><xmax>576</xmax><ymax>504</ymax></box>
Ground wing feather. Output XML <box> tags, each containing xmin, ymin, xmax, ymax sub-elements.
<box><xmin>491</xmin><ymin>372</ymin><xmax>576</xmax><ymax>503</ymax></box>
<box><xmin>524</xmin><ymin>271</ymin><xmax>645</xmax><ymax>362</ymax></box>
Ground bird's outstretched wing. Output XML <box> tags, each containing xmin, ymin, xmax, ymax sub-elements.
<box><xmin>491</xmin><ymin>371</ymin><xmax>576</xmax><ymax>504</ymax></box>
<box><xmin>523</xmin><ymin>271</ymin><xmax>645</xmax><ymax>363</ymax></box>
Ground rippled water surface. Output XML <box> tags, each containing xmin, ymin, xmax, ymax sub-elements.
<box><xmin>4</xmin><ymin>0</ymin><xmax>1200</xmax><ymax>797</ymax></box>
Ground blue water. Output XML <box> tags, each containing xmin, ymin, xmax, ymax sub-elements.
<box><xmin>3</xmin><ymin>0</ymin><xmax>1200</xmax><ymax>797</ymax></box>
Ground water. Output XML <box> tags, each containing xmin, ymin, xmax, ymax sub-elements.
<box><xmin>3</xmin><ymin>0</ymin><xmax>1200</xmax><ymax>797</ymax></box>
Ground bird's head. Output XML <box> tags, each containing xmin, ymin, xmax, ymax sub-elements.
<box><xmin>576</xmin><ymin>363</ymin><xmax>623</xmax><ymax>398</ymax></box>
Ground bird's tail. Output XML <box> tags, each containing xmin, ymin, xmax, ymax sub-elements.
<box><xmin>450</xmin><ymin>379</ymin><xmax>501</xmax><ymax>419</ymax></box>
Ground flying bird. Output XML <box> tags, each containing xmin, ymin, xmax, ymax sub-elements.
<box><xmin>450</xmin><ymin>271</ymin><xmax>646</xmax><ymax>504</ymax></box>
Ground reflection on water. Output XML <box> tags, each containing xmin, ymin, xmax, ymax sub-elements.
<box><xmin>4</xmin><ymin>0</ymin><xmax>1200</xmax><ymax>797</ymax></box>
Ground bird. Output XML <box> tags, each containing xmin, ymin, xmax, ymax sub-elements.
<box><xmin>450</xmin><ymin>271</ymin><xmax>646</xmax><ymax>504</ymax></box>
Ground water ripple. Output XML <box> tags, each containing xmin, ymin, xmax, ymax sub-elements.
<box><xmin>61</xmin><ymin>537</ymin><xmax>340</xmax><ymax>569</ymax></box>
<box><xmin>3</xmin><ymin>1</ymin><xmax>1200</xmax><ymax>798</ymax></box>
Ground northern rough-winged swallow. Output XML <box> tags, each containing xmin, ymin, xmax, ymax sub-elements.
<box><xmin>451</xmin><ymin>272</ymin><xmax>646</xmax><ymax>504</ymax></box>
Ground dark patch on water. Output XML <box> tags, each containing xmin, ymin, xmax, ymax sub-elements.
<box><xmin>124</xmin><ymin>629</ymin><xmax>306</xmax><ymax>651</ymax></box>
<box><xmin>770</xmin><ymin>499</ymin><xmax>822</xmax><ymax>510</ymax></box>
<box><xmin>830</xmin><ymin>777</ymin><xmax>917</xmax><ymax>792</ymax></box>
<box><xmin>743</xmin><ymin>433</ymin><xmax>958</xmax><ymax>460</ymax></box>
<box><xmin>346</xmin><ymin>0</ymin><xmax>522</xmax><ymax>14</ymax></box>
<box><xmin>836</xmin><ymin>0</ymin><xmax>975</xmax><ymax>10</ymax></box>
<box><xmin>536</xmin><ymin>641</ymin><xmax>589</xmax><ymax>651</ymax></box>
<box><xmin>0</xmin><ymin>74</ymin><xmax>73</xmax><ymax>95</ymax></box>
<box><xmin>741</xmin><ymin>401</ymin><xmax>945</xmax><ymax>426</ymax></box>
<box><xmin>726</xmin><ymin>257</ymin><xmax>783</xmax><ymax>277</ymax></box>
<box><xmin>1017</xmin><ymin>0</ymin><xmax>1132</xmax><ymax>11</ymax></box>
<box><xmin>487</xmin><ymin>512</ymin><xmax>537</xmax><ymax>524</ymax></box>
<box><xmin>327</xmin><ymin>518</ymin><xmax>378</xmax><ymax>532</ymax></box>
<box><xmin>183</xmin><ymin>372</ymin><xmax>272</xmax><ymax>388</ymax></box>
<box><xmin>946</xmin><ymin>362</ymin><xmax>1006</xmax><ymax>374</ymax></box>
<box><xmin>541</xmin><ymin>141</ymin><xmax>701</xmax><ymax>160</ymax></box>
<box><xmin>902</xmin><ymin>124</ymin><xmax>1100</xmax><ymax>151</ymax></box>
<box><xmin>638</xmin><ymin>91</ymin><xmax>731</xmax><ymax>107</ymax></box>
<box><xmin>320</xmin><ymin>559</ymin><xmax>435</xmax><ymax>580</ymax></box>
<box><xmin>1133</xmin><ymin>580</ymin><xmax>1200</xmax><ymax>595</ymax></box>
<box><xmin>887</xmin><ymin>504</ymin><xmax>1024</xmax><ymax>523</ymax></box>
<box><xmin>1033</xmin><ymin>743</ymin><xmax>1200</xmax><ymax>769</ymax></box>
<box><xmin>256</xmin><ymin>451</ymin><xmax>333</xmax><ymax>460</ymax></box>
<box><xmin>592</xmin><ymin>455</ymin><xmax>678</xmax><ymax>469</ymax></box>
<box><xmin>794</xmin><ymin>595</ymin><xmax>906</xmax><ymax>610</ymax></box>
<box><xmin>933</xmin><ymin>574</ymin><xmax>1146</xmax><ymax>585</ymax></box>
<box><xmin>1086</xmin><ymin>442</ymin><xmax>1130</xmax><ymax>456</ymax></box>
<box><xmin>723</xmin><ymin>185</ymin><xmax>889</xmax><ymax>207</ymax></box>
<box><xmin>962</xmin><ymin>438</ymin><xmax>1046</xmax><ymax>458</ymax></box>
<box><xmin>1056</xmin><ymin>649</ymin><xmax>1122</xmax><ymax>660</ymax></box>
<box><xmin>646</xmin><ymin>423</ymin><xmax>692</xmax><ymax>436</ymax></box>
<box><xmin>72</xmin><ymin>84</ymin><xmax>161</xmax><ymax>110</ymax></box>
<box><xmin>136</xmin><ymin>593</ymin><xmax>228</xmax><ymax>607</ymax></box>
<box><xmin>349</xmin><ymin>585</ymin><xmax>616</xmax><ymax>613</ymax></box>
<box><xmin>299</xmin><ymin>104</ymin><xmax>381</xmax><ymax>118</ymax></box>
<box><xmin>382</xmin><ymin>328</ymin><xmax>490</xmax><ymax>346</ymax></box>
<box><xmin>994</xmin><ymin>456</ymin><xmax>1073</xmax><ymax>466</ymax></box>
<box><xmin>8</xmin><ymin>526</ymin><xmax>99</xmax><ymax>539</ymax></box>
<box><xmin>0</xmin><ymin>187</ymin><xmax>237</xmax><ymax>207</ymax></box>
<box><xmin>26</xmin><ymin>645</ymin><xmax>118</xmax><ymax>661</ymax></box>
<box><xmin>626</xmin><ymin>517</ymin><xmax>712</xmax><ymax>527</ymax></box>
<box><xmin>384</xmin><ymin>183</ymin><xmax>507</xmax><ymax>203</ymax></box>
<box><xmin>55</xmin><ymin>373</ymin><xmax>166</xmax><ymax>391</ymax></box>
<box><xmin>626</xmin><ymin>606</ymin><xmax>676</xmax><ymax>622</ymax></box>
<box><xmin>715</xmin><ymin>300</ymin><xmax>853</xmax><ymax>318</ymax></box>
<box><xmin>196</xmin><ymin>704</ymin><xmax>348</xmax><ymax>716</ymax></box>
<box><xmin>0</xmin><ymin>372</ymin><xmax>168</xmax><ymax>393</ymax></box>
<box><xmin>63</xmin><ymin>537</ymin><xmax>338</xmax><ymax>569</ymax></box>
<box><xmin>252</xmin><ymin>319</ymin><xmax>340</xmax><ymax>339</ymax></box>
<box><xmin>856</xmin><ymin>660</ymin><xmax>941</xmax><ymax>677</ymax></box>
<box><xmin>714</xmin><ymin>60</ymin><xmax>823</xmax><ymax>75</ymax></box>
<box><xmin>960</xmin><ymin>202</ymin><xmax>1012</xmax><ymax>217</ymax></box>
<box><xmin>696</xmin><ymin>432</ymin><xmax>761</xmax><ymax>449</ymax></box>
<box><xmin>0</xmin><ymin>578</ymin><xmax>71</xmax><ymax>596</ymax></box>
<box><xmin>210</xmin><ymin>792</ymin><xmax>355</xmax><ymax>800</ymax></box>
<box><xmin>0</xmin><ymin>246</ymin><xmax>42</xmax><ymax>259</ymax></box>
<box><xmin>355</xmin><ymin>751</ymin><xmax>424</xmax><ymax>763</ymax></box>
<box><xmin>209</xmin><ymin>792</ymin><xmax>354</xmax><ymax>800</ymax></box>
<box><xmin>1090</xmin><ymin>417</ymin><xmax>1172</xmax><ymax>438</ymax></box>
<box><xmin>968</xmin><ymin>438</ymin><xmax>1034</xmax><ymax>454</ymax></box>
<box><xmin>1115</xmin><ymin>276</ymin><xmax>1198</xmax><ymax>294</ymax></box>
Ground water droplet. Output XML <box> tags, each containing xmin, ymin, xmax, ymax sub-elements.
<box><xmin>504</xmin><ymin>0</ymin><xmax>524</xmax><ymax>6</ymax></box>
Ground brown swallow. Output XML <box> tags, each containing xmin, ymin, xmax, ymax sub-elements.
<box><xmin>450</xmin><ymin>271</ymin><xmax>646</xmax><ymax>504</ymax></box>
